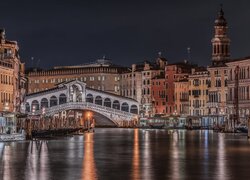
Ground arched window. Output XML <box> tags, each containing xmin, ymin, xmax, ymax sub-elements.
<box><xmin>50</xmin><ymin>96</ymin><xmax>58</xmax><ymax>107</ymax></box>
<box><xmin>130</xmin><ymin>105</ymin><xmax>138</xmax><ymax>114</ymax></box>
<box><xmin>104</xmin><ymin>98</ymin><xmax>111</xmax><ymax>107</ymax></box>
<box><xmin>121</xmin><ymin>102</ymin><xmax>129</xmax><ymax>112</ymax></box>
<box><xmin>41</xmin><ymin>98</ymin><xmax>49</xmax><ymax>108</ymax></box>
<box><xmin>59</xmin><ymin>94</ymin><xmax>67</xmax><ymax>104</ymax></box>
<box><xmin>112</xmin><ymin>100</ymin><xmax>120</xmax><ymax>110</ymax></box>
<box><xmin>31</xmin><ymin>100</ymin><xmax>39</xmax><ymax>111</ymax></box>
<box><xmin>86</xmin><ymin>94</ymin><xmax>94</xmax><ymax>103</ymax></box>
<box><xmin>95</xmin><ymin>96</ymin><xmax>102</xmax><ymax>105</ymax></box>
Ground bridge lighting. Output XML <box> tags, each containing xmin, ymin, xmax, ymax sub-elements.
<box><xmin>42</xmin><ymin>107</ymin><xmax>46</xmax><ymax>115</ymax></box>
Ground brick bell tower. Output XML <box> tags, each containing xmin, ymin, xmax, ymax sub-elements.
<box><xmin>211</xmin><ymin>5</ymin><xmax>231</xmax><ymax>66</ymax></box>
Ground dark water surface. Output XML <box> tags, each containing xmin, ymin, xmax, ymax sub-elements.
<box><xmin>1</xmin><ymin>129</ymin><xmax>250</xmax><ymax>180</ymax></box>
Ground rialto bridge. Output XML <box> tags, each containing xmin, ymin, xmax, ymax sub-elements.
<box><xmin>22</xmin><ymin>80</ymin><xmax>139</xmax><ymax>126</ymax></box>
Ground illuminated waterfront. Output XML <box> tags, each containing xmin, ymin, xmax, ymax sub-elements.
<box><xmin>0</xmin><ymin>129</ymin><xmax>250</xmax><ymax>180</ymax></box>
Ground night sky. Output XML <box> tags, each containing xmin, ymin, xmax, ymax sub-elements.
<box><xmin>0</xmin><ymin>0</ymin><xmax>249</xmax><ymax>69</ymax></box>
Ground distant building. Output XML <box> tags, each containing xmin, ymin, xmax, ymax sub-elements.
<box><xmin>121</xmin><ymin>57</ymin><xmax>167</xmax><ymax>117</ymax></box>
<box><xmin>152</xmin><ymin>73</ymin><xmax>166</xmax><ymax>115</ymax></box>
<box><xmin>207</xmin><ymin>7</ymin><xmax>230</xmax><ymax>125</ymax></box>
<box><xmin>0</xmin><ymin>29</ymin><xmax>26</xmax><ymax>133</ymax></box>
<box><xmin>226</xmin><ymin>57</ymin><xmax>250</xmax><ymax>124</ymax></box>
<box><xmin>174</xmin><ymin>78</ymin><xmax>189</xmax><ymax>116</ymax></box>
<box><xmin>0</xmin><ymin>29</ymin><xmax>26</xmax><ymax>113</ymax></box>
<box><xmin>165</xmin><ymin>61</ymin><xmax>197</xmax><ymax>116</ymax></box>
<box><xmin>26</xmin><ymin>57</ymin><xmax>127</xmax><ymax>95</ymax></box>
<box><xmin>188</xmin><ymin>67</ymin><xmax>211</xmax><ymax>126</ymax></box>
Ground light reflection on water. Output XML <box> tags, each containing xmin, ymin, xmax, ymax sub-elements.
<box><xmin>82</xmin><ymin>133</ymin><xmax>97</xmax><ymax>180</ymax></box>
<box><xmin>0</xmin><ymin>129</ymin><xmax>250</xmax><ymax>180</ymax></box>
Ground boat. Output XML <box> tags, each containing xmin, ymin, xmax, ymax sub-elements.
<box><xmin>235</xmin><ymin>125</ymin><xmax>248</xmax><ymax>133</ymax></box>
<box><xmin>0</xmin><ymin>133</ymin><xmax>26</xmax><ymax>142</ymax></box>
<box><xmin>139</xmin><ymin>117</ymin><xmax>166</xmax><ymax>129</ymax></box>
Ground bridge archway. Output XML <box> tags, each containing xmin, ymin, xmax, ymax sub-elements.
<box><xmin>59</xmin><ymin>94</ymin><xmax>67</xmax><ymax>104</ymax></box>
<box><xmin>104</xmin><ymin>98</ymin><xmax>111</xmax><ymax>107</ymax></box>
<box><xmin>121</xmin><ymin>102</ymin><xmax>129</xmax><ymax>112</ymax></box>
<box><xmin>86</xmin><ymin>94</ymin><xmax>94</xmax><ymax>103</ymax></box>
<box><xmin>41</xmin><ymin>98</ymin><xmax>49</xmax><ymax>108</ymax></box>
<box><xmin>31</xmin><ymin>100</ymin><xmax>39</xmax><ymax>110</ymax></box>
<box><xmin>130</xmin><ymin>105</ymin><xmax>138</xmax><ymax>114</ymax></box>
<box><xmin>112</xmin><ymin>100</ymin><xmax>120</xmax><ymax>110</ymax></box>
<box><xmin>50</xmin><ymin>96</ymin><xmax>58</xmax><ymax>107</ymax></box>
<box><xmin>82</xmin><ymin>110</ymin><xmax>117</xmax><ymax>127</ymax></box>
<box><xmin>95</xmin><ymin>96</ymin><xmax>102</xmax><ymax>105</ymax></box>
<box><xmin>70</xmin><ymin>83</ymin><xmax>83</xmax><ymax>102</ymax></box>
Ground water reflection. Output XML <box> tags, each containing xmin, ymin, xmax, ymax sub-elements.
<box><xmin>216</xmin><ymin>134</ymin><xmax>228</xmax><ymax>179</ymax></box>
<box><xmin>131</xmin><ymin>128</ymin><xmax>140</xmax><ymax>180</ymax></box>
<box><xmin>142</xmin><ymin>130</ymin><xmax>152</xmax><ymax>179</ymax></box>
<box><xmin>171</xmin><ymin>130</ymin><xmax>180</xmax><ymax>179</ymax></box>
<box><xmin>0</xmin><ymin>129</ymin><xmax>250</xmax><ymax>180</ymax></box>
<box><xmin>82</xmin><ymin>133</ymin><xmax>97</xmax><ymax>180</ymax></box>
<box><xmin>25</xmin><ymin>141</ymin><xmax>50</xmax><ymax>180</ymax></box>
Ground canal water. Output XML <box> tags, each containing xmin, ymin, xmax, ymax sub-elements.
<box><xmin>0</xmin><ymin>128</ymin><xmax>250</xmax><ymax>180</ymax></box>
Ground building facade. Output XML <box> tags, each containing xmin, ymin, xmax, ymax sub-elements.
<box><xmin>0</xmin><ymin>29</ymin><xmax>26</xmax><ymax>134</ymax></box>
<box><xmin>27</xmin><ymin>58</ymin><xmax>127</xmax><ymax>95</ymax></box>
<box><xmin>226</xmin><ymin>57</ymin><xmax>250</xmax><ymax>124</ymax></box>
<box><xmin>120</xmin><ymin>57</ymin><xmax>167</xmax><ymax>117</ymax></box>
<box><xmin>165</xmin><ymin>62</ymin><xmax>196</xmax><ymax>116</ymax></box>
<box><xmin>152</xmin><ymin>74</ymin><xmax>166</xmax><ymax>115</ymax></box>
<box><xmin>174</xmin><ymin>78</ymin><xmax>189</xmax><ymax>116</ymax></box>
<box><xmin>0</xmin><ymin>29</ymin><xmax>26</xmax><ymax>113</ymax></box>
<box><xmin>207</xmin><ymin>7</ymin><xmax>230</xmax><ymax>125</ymax></box>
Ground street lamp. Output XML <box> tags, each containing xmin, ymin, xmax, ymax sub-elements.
<box><xmin>32</xmin><ymin>105</ymin><xmax>36</xmax><ymax>115</ymax></box>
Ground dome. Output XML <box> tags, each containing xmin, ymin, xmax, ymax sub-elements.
<box><xmin>214</xmin><ymin>7</ymin><xmax>227</xmax><ymax>26</ymax></box>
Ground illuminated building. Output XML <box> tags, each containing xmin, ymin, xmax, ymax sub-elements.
<box><xmin>188</xmin><ymin>67</ymin><xmax>210</xmax><ymax>126</ymax></box>
<box><xmin>0</xmin><ymin>29</ymin><xmax>26</xmax><ymax>113</ymax></box>
<box><xmin>152</xmin><ymin>73</ymin><xmax>166</xmax><ymax>115</ymax></box>
<box><xmin>207</xmin><ymin>7</ymin><xmax>230</xmax><ymax>125</ymax></box>
<box><xmin>165</xmin><ymin>61</ymin><xmax>196</xmax><ymax>115</ymax></box>
<box><xmin>121</xmin><ymin>56</ymin><xmax>166</xmax><ymax>117</ymax></box>
<box><xmin>26</xmin><ymin>57</ymin><xmax>127</xmax><ymax>95</ymax></box>
<box><xmin>0</xmin><ymin>29</ymin><xmax>26</xmax><ymax>133</ymax></box>
<box><xmin>226</xmin><ymin>57</ymin><xmax>250</xmax><ymax>124</ymax></box>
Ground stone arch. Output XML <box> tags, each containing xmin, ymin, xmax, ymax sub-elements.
<box><xmin>121</xmin><ymin>102</ymin><xmax>129</xmax><ymax>112</ymax></box>
<box><xmin>112</xmin><ymin>100</ymin><xmax>120</xmax><ymax>110</ymax></box>
<box><xmin>25</xmin><ymin>102</ymin><xmax>30</xmax><ymax>112</ymax></box>
<box><xmin>86</xmin><ymin>94</ymin><xmax>94</xmax><ymax>103</ymax></box>
<box><xmin>130</xmin><ymin>105</ymin><xmax>138</xmax><ymax>114</ymax></box>
<box><xmin>41</xmin><ymin>98</ymin><xmax>49</xmax><ymax>108</ymax></box>
<box><xmin>50</xmin><ymin>96</ymin><xmax>58</xmax><ymax>107</ymax></box>
<box><xmin>95</xmin><ymin>96</ymin><xmax>102</xmax><ymax>105</ymax></box>
<box><xmin>104</xmin><ymin>98</ymin><xmax>111</xmax><ymax>107</ymax></box>
<box><xmin>59</xmin><ymin>93</ymin><xmax>67</xmax><ymax>104</ymax></box>
<box><xmin>31</xmin><ymin>100</ymin><xmax>39</xmax><ymax>111</ymax></box>
<box><xmin>70</xmin><ymin>83</ymin><xmax>83</xmax><ymax>102</ymax></box>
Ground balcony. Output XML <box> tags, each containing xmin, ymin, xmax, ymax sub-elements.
<box><xmin>206</xmin><ymin>102</ymin><xmax>220</xmax><ymax>108</ymax></box>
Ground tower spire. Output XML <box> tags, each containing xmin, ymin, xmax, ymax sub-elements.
<box><xmin>211</xmin><ymin>5</ymin><xmax>230</xmax><ymax>66</ymax></box>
